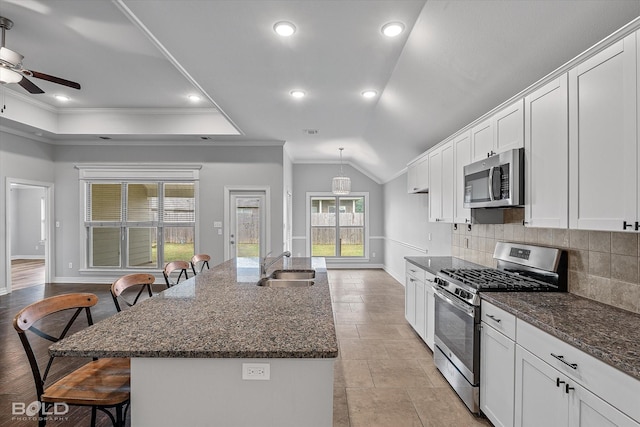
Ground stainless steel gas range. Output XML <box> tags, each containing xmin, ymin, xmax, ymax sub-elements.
<box><xmin>433</xmin><ymin>242</ymin><xmax>567</xmax><ymax>414</ymax></box>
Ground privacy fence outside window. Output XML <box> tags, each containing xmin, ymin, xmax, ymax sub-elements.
<box><xmin>78</xmin><ymin>165</ymin><xmax>200</xmax><ymax>271</ymax></box>
<box><xmin>308</xmin><ymin>194</ymin><xmax>367</xmax><ymax>258</ymax></box>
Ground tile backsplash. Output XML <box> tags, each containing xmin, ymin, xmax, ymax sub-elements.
<box><xmin>451</xmin><ymin>209</ymin><xmax>640</xmax><ymax>314</ymax></box>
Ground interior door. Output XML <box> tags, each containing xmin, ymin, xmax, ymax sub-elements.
<box><xmin>229</xmin><ymin>192</ymin><xmax>266</xmax><ymax>259</ymax></box>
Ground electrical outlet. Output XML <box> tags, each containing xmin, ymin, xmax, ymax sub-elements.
<box><xmin>68</xmin><ymin>262</ymin><xmax>72</xmax><ymax>269</ymax></box>
<box><xmin>372</xmin><ymin>252</ymin><xmax>376</xmax><ymax>258</ymax></box>
<box><xmin>428</xmin><ymin>233</ymin><xmax>432</xmax><ymax>241</ymax></box>
<box><xmin>242</xmin><ymin>363</ymin><xmax>270</xmax><ymax>380</ymax></box>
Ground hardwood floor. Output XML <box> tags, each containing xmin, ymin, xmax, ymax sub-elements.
<box><xmin>1</xmin><ymin>271</ymin><xmax>490</xmax><ymax>426</ymax></box>
<box><xmin>10</xmin><ymin>259</ymin><xmax>45</xmax><ymax>291</ymax></box>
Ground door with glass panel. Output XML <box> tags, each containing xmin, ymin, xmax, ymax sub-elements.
<box><xmin>229</xmin><ymin>192</ymin><xmax>266</xmax><ymax>258</ymax></box>
<box><xmin>310</xmin><ymin>196</ymin><xmax>365</xmax><ymax>258</ymax></box>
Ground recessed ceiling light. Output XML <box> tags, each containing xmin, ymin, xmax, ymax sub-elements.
<box><xmin>361</xmin><ymin>90</ymin><xmax>377</xmax><ymax>98</ymax></box>
<box><xmin>290</xmin><ymin>90</ymin><xmax>306</xmax><ymax>98</ymax></box>
<box><xmin>188</xmin><ymin>95</ymin><xmax>201</xmax><ymax>102</ymax></box>
<box><xmin>381</xmin><ymin>22</ymin><xmax>405</xmax><ymax>37</ymax></box>
<box><xmin>274</xmin><ymin>21</ymin><xmax>296</xmax><ymax>37</ymax></box>
<box><xmin>54</xmin><ymin>94</ymin><xmax>70</xmax><ymax>102</ymax></box>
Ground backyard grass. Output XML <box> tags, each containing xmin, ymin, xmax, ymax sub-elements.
<box><xmin>312</xmin><ymin>244</ymin><xmax>364</xmax><ymax>257</ymax></box>
<box><xmin>151</xmin><ymin>242</ymin><xmax>194</xmax><ymax>263</ymax></box>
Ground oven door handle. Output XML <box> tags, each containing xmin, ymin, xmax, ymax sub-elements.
<box><xmin>433</xmin><ymin>286</ymin><xmax>475</xmax><ymax>317</ymax></box>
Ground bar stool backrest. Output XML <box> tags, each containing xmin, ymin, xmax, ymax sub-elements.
<box><xmin>163</xmin><ymin>260</ymin><xmax>190</xmax><ymax>288</ymax></box>
<box><xmin>111</xmin><ymin>273</ymin><xmax>156</xmax><ymax>312</ymax></box>
<box><xmin>190</xmin><ymin>253</ymin><xmax>211</xmax><ymax>275</ymax></box>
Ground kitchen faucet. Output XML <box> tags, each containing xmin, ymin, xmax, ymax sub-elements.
<box><xmin>261</xmin><ymin>251</ymin><xmax>291</xmax><ymax>278</ymax></box>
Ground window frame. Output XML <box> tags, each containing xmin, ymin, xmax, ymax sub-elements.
<box><xmin>305</xmin><ymin>192</ymin><xmax>369</xmax><ymax>262</ymax></box>
<box><xmin>77</xmin><ymin>164</ymin><xmax>200</xmax><ymax>272</ymax></box>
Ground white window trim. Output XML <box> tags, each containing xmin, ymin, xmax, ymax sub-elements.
<box><xmin>77</xmin><ymin>164</ymin><xmax>201</xmax><ymax>273</ymax></box>
<box><xmin>305</xmin><ymin>192</ymin><xmax>369</xmax><ymax>262</ymax></box>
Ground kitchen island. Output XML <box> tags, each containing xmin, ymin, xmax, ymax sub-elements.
<box><xmin>50</xmin><ymin>257</ymin><xmax>337</xmax><ymax>427</ymax></box>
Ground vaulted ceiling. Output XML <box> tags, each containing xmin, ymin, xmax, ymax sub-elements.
<box><xmin>1</xmin><ymin>0</ymin><xmax>638</xmax><ymax>182</ymax></box>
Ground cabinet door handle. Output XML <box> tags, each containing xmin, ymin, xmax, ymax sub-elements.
<box><xmin>486</xmin><ymin>314</ymin><xmax>501</xmax><ymax>323</ymax></box>
<box><xmin>565</xmin><ymin>384</ymin><xmax>575</xmax><ymax>394</ymax></box>
<box><xmin>556</xmin><ymin>378</ymin><xmax>565</xmax><ymax>387</ymax></box>
<box><xmin>551</xmin><ymin>353</ymin><xmax>578</xmax><ymax>370</ymax></box>
<box><xmin>624</xmin><ymin>221</ymin><xmax>633</xmax><ymax>230</ymax></box>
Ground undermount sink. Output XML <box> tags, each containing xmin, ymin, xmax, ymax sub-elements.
<box><xmin>270</xmin><ymin>269</ymin><xmax>315</xmax><ymax>280</ymax></box>
<box><xmin>256</xmin><ymin>269</ymin><xmax>316</xmax><ymax>287</ymax></box>
<box><xmin>257</xmin><ymin>278</ymin><xmax>315</xmax><ymax>287</ymax></box>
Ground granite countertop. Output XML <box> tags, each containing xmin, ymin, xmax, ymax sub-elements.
<box><xmin>405</xmin><ymin>256</ymin><xmax>483</xmax><ymax>275</ymax></box>
<box><xmin>481</xmin><ymin>292</ymin><xmax>640</xmax><ymax>381</ymax></box>
<box><xmin>50</xmin><ymin>257</ymin><xmax>338</xmax><ymax>359</ymax></box>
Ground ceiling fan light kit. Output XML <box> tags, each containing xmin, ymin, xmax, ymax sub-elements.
<box><xmin>0</xmin><ymin>16</ymin><xmax>81</xmax><ymax>94</ymax></box>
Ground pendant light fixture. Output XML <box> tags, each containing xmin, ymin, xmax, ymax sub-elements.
<box><xmin>332</xmin><ymin>147</ymin><xmax>351</xmax><ymax>195</ymax></box>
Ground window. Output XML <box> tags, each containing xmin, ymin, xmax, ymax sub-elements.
<box><xmin>308</xmin><ymin>194</ymin><xmax>367</xmax><ymax>258</ymax></box>
<box><xmin>85</xmin><ymin>181</ymin><xmax>195</xmax><ymax>269</ymax></box>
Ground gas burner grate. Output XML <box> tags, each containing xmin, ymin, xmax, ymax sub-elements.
<box><xmin>439</xmin><ymin>268</ymin><xmax>559</xmax><ymax>291</ymax></box>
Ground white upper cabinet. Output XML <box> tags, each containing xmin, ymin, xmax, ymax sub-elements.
<box><xmin>495</xmin><ymin>99</ymin><xmax>525</xmax><ymax>154</ymax></box>
<box><xmin>471</xmin><ymin>118</ymin><xmax>494</xmax><ymax>162</ymax></box>
<box><xmin>471</xmin><ymin>99</ymin><xmax>524</xmax><ymax>162</ymax></box>
<box><xmin>524</xmin><ymin>75</ymin><xmax>569</xmax><ymax>228</ymax></box>
<box><xmin>569</xmin><ymin>32</ymin><xmax>638</xmax><ymax>231</ymax></box>
<box><xmin>428</xmin><ymin>140</ymin><xmax>454</xmax><ymax>222</ymax></box>
<box><xmin>407</xmin><ymin>155</ymin><xmax>429</xmax><ymax>193</ymax></box>
<box><xmin>453</xmin><ymin>130</ymin><xmax>472</xmax><ymax>224</ymax></box>
<box><xmin>441</xmin><ymin>141</ymin><xmax>455</xmax><ymax>222</ymax></box>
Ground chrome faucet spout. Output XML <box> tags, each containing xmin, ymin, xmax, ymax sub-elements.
<box><xmin>261</xmin><ymin>251</ymin><xmax>292</xmax><ymax>277</ymax></box>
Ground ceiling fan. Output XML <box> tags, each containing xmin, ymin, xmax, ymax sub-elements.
<box><xmin>0</xmin><ymin>16</ymin><xmax>81</xmax><ymax>94</ymax></box>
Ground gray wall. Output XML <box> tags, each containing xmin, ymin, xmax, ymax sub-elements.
<box><xmin>383</xmin><ymin>172</ymin><xmax>451</xmax><ymax>282</ymax></box>
<box><xmin>52</xmin><ymin>144</ymin><xmax>284</xmax><ymax>280</ymax></box>
<box><xmin>0</xmin><ymin>132</ymin><xmax>55</xmax><ymax>293</ymax></box>
<box><xmin>291</xmin><ymin>163</ymin><xmax>384</xmax><ymax>267</ymax></box>
<box><xmin>10</xmin><ymin>186</ymin><xmax>46</xmax><ymax>258</ymax></box>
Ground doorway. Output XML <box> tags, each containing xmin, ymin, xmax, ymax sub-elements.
<box><xmin>224</xmin><ymin>188</ymin><xmax>270</xmax><ymax>260</ymax></box>
<box><xmin>5</xmin><ymin>179</ymin><xmax>53</xmax><ymax>292</ymax></box>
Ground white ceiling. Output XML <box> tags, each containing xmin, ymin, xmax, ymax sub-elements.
<box><xmin>0</xmin><ymin>0</ymin><xmax>639</xmax><ymax>183</ymax></box>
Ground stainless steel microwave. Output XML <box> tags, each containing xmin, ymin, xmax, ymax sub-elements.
<box><xmin>463</xmin><ymin>148</ymin><xmax>524</xmax><ymax>208</ymax></box>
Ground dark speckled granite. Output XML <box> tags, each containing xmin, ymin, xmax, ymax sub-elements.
<box><xmin>482</xmin><ymin>292</ymin><xmax>640</xmax><ymax>381</ymax></box>
<box><xmin>50</xmin><ymin>257</ymin><xmax>338</xmax><ymax>359</ymax></box>
<box><xmin>405</xmin><ymin>256</ymin><xmax>482</xmax><ymax>275</ymax></box>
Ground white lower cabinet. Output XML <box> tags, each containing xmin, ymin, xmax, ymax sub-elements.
<box><xmin>405</xmin><ymin>261</ymin><xmax>434</xmax><ymax>351</ymax></box>
<box><xmin>414</xmin><ymin>279</ymin><xmax>426</xmax><ymax>340</ymax></box>
<box><xmin>481</xmin><ymin>301</ymin><xmax>516</xmax><ymax>427</ymax></box>
<box><xmin>515</xmin><ymin>345</ymin><xmax>639</xmax><ymax>427</ymax></box>
<box><xmin>513</xmin><ymin>320</ymin><xmax>640</xmax><ymax>427</ymax></box>
<box><xmin>481</xmin><ymin>322</ymin><xmax>515</xmax><ymax>427</ymax></box>
<box><xmin>515</xmin><ymin>345</ymin><xmax>570</xmax><ymax>427</ymax></box>
<box><xmin>480</xmin><ymin>301</ymin><xmax>640</xmax><ymax>427</ymax></box>
<box><xmin>404</xmin><ymin>272</ymin><xmax>416</xmax><ymax>326</ymax></box>
<box><xmin>425</xmin><ymin>278</ymin><xmax>435</xmax><ymax>350</ymax></box>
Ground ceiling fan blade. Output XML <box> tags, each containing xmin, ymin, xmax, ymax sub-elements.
<box><xmin>30</xmin><ymin>70</ymin><xmax>81</xmax><ymax>90</ymax></box>
<box><xmin>18</xmin><ymin>76</ymin><xmax>44</xmax><ymax>94</ymax></box>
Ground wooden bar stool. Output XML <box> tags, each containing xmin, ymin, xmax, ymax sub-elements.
<box><xmin>162</xmin><ymin>260</ymin><xmax>190</xmax><ymax>288</ymax></box>
<box><xmin>111</xmin><ymin>273</ymin><xmax>156</xmax><ymax>312</ymax></box>
<box><xmin>190</xmin><ymin>253</ymin><xmax>211</xmax><ymax>275</ymax></box>
<box><xmin>13</xmin><ymin>293</ymin><xmax>130</xmax><ymax>427</ymax></box>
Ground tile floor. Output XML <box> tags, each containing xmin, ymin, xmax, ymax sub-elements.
<box><xmin>329</xmin><ymin>269</ymin><xmax>492</xmax><ymax>427</ymax></box>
